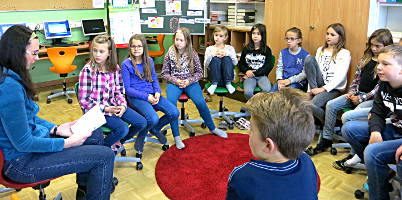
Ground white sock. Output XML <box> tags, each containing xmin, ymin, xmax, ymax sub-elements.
<box><xmin>174</xmin><ymin>136</ymin><xmax>185</xmax><ymax>149</ymax></box>
<box><xmin>207</xmin><ymin>84</ymin><xmax>217</xmax><ymax>95</ymax></box>
<box><xmin>345</xmin><ymin>154</ymin><xmax>361</xmax><ymax>166</ymax></box>
<box><xmin>211</xmin><ymin>128</ymin><xmax>228</xmax><ymax>138</ymax></box>
<box><xmin>226</xmin><ymin>83</ymin><xmax>235</xmax><ymax>94</ymax></box>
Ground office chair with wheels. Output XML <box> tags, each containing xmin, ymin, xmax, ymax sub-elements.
<box><xmin>74</xmin><ymin>82</ymin><xmax>168</xmax><ymax>170</ymax></box>
<box><xmin>46</xmin><ymin>47</ymin><xmax>78</xmax><ymax>104</ymax></box>
<box><xmin>0</xmin><ymin>149</ymin><xmax>62</xmax><ymax>200</ymax></box>
<box><xmin>148</xmin><ymin>35</ymin><xmax>165</xmax><ymax>58</ymax></box>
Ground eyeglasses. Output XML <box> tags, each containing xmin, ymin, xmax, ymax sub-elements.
<box><xmin>284</xmin><ymin>37</ymin><xmax>299</xmax><ymax>41</ymax></box>
<box><xmin>26</xmin><ymin>50</ymin><xmax>39</xmax><ymax>56</ymax></box>
<box><xmin>130</xmin><ymin>45</ymin><xmax>143</xmax><ymax>49</ymax></box>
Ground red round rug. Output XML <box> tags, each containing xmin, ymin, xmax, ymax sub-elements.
<box><xmin>155</xmin><ymin>133</ymin><xmax>253</xmax><ymax>200</ymax></box>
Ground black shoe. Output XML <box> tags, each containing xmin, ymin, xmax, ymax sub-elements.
<box><xmin>312</xmin><ymin>138</ymin><xmax>333</xmax><ymax>154</ymax></box>
<box><xmin>76</xmin><ymin>185</ymin><xmax>87</xmax><ymax>200</ymax></box>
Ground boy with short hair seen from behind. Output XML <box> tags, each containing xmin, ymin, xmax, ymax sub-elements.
<box><xmin>226</xmin><ymin>88</ymin><xmax>319</xmax><ymax>200</ymax></box>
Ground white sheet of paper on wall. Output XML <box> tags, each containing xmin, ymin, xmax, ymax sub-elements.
<box><xmin>139</xmin><ymin>0</ymin><xmax>155</xmax><ymax>8</ymax></box>
<box><xmin>188</xmin><ymin>0</ymin><xmax>205</xmax><ymax>11</ymax></box>
<box><xmin>187</xmin><ymin>10</ymin><xmax>203</xmax><ymax>16</ymax></box>
<box><xmin>179</xmin><ymin>18</ymin><xmax>195</xmax><ymax>24</ymax></box>
<box><xmin>165</xmin><ymin>0</ymin><xmax>182</xmax><ymax>16</ymax></box>
<box><xmin>142</xmin><ymin>8</ymin><xmax>157</xmax><ymax>13</ymax></box>
<box><xmin>148</xmin><ymin>17</ymin><xmax>164</xmax><ymax>28</ymax></box>
<box><xmin>195</xmin><ymin>18</ymin><xmax>210</xmax><ymax>24</ymax></box>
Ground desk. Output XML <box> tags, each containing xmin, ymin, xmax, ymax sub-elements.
<box><xmin>38</xmin><ymin>43</ymin><xmax>90</xmax><ymax>60</ymax></box>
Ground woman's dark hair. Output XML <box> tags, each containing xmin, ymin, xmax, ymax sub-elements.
<box><xmin>0</xmin><ymin>25</ymin><xmax>36</xmax><ymax>99</ymax></box>
<box><xmin>246</xmin><ymin>23</ymin><xmax>269</xmax><ymax>53</ymax></box>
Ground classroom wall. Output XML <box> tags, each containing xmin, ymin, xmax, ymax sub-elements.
<box><xmin>0</xmin><ymin>9</ymin><xmax>173</xmax><ymax>85</ymax></box>
<box><xmin>0</xmin><ymin>9</ymin><xmax>107</xmax><ymax>83</ymax></box>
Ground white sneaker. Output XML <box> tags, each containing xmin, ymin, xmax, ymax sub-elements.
<box><xmin>211</xmin><ymin>128</ymin><xmax>228</xmax><ymax>138</ymax></box>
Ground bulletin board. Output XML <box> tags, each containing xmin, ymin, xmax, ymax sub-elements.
<box><xmin>0</xmin><ymin>0</ymin><xmax>93</xmax><ymax>11</ymax></box>
<box><xmin>108</xmin><ymin>0</ymin><xmax>207</xmax><ymax>48</ymax></box>
<box><xmin>139</xmin><ymin>0</ymin><xmax>206</xmax><ymax>35</ymax></box>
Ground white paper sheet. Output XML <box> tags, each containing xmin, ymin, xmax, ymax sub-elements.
<box><xmin>71</xmin><ymin>105</ymin><xmax>106</xmax><ymax>135</ymax></box>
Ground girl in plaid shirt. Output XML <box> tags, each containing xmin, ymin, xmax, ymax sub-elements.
<box><xmin>78</xmin><ymin>35</ymin><xmax>147</xmax><ymax>162</ymax></box>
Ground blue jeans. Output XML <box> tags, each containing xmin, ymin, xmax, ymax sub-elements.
<box><xmin>271</xmin><ymin>82</ymin><xmax>303</xmax><ymax>92</ymax></box>
<box><xmin>341</xmin><ymin>101</ymin><xmax>373</xmax><ymax>123</ymax></box>
<box><xmin>104</xmin><ymin>107</ymin><xmax>147</xmax><ymax>150</ymax></box>
<box><xmin>342</xmin><ymin>121</ymin><xmax>402</xmax><ymax>161</ymax></box>
<box><xmin>208</xmin><ymin>56</ymin><xmax>234</xmax><ymax>86</ymax></box>
<box><xmin>128</xmin><ymin>96</ymin><xmax>179</xmax><ymax>140</ymax></box>
<box><xmin>3</xmin><ymin>129</ymin><xmax>115</xmax><ymax>200</ymax></box>
<box><xmin>243</xmin><ymin>76</ymin><xmax>271</xmax><ymax>100</ymax></box>
<box><xmin>166</xmin><ymin>82</ymin><xmax>216</xmax><ymax>132</ymax></box>
<box><xmin>364</xmin><ymin>139</ymin><xmax>402</xmax><ymax>200</ymax></box>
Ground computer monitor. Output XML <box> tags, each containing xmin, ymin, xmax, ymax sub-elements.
<box><xmin>81</xmin><ymin>18</ymin><xmax>107</xmax><ymax>37</ymax></box>
<box><xmin>43</xmin><ymin>20</ymin><xmax>72</xmax><ymax>45</ymax></box>
<box><xmin>0</xmin><ymin>23</ymin><xmax>26</xmax><ymax>38</ymax></box>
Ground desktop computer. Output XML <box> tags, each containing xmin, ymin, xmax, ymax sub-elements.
<box><xmin>81</xmin><ymin>18</ymin><xmax>107</xmax><ymax>41</ymax></box>
<box><xmin>43</xmin><ymin>20</ymin><xmax>76</xmax><ymax>47</ymax></box>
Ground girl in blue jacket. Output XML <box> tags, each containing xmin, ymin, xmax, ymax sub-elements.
<box><xmin>122</xmin><ymin>34</ymin><xmax>181</xmax><ymax>152</ymax></box>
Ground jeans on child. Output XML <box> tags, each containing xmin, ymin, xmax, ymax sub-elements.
<box><xmin>104</xmin><ymin>107</ymin><xmax>147</xmax><ymax>148</ymax></box>
<box><xmin>342</xmin><ymin>121</ymin><xmax>402</xmax><ymax>161</ymax></box>
<box><xmin>364</xmin><ymin>139</ymin><xmax>402</xmax><ymax>200</ymax></box>
<box><xmin>244</xmin><ymin>76</ymin><xmax>271</xmax><ymax>100</ymax></box>
<box><xmin>128</xmin><ymin>96</ymin><xmax>179</xmax><ymax>141</ymax></box>
<box><xmin>208</xmin><ymin>56</ymin><xmax>234</xmax><ymax>86</ymax></box>
<box><xmin>271</xmin><ymin>82</ymin><xmax>303</xmax><ymax>92</ymax></box>
<box><xmin>3</xmin><ymin>129</ymin><xmax>115</xmax><ymax>200</ymax></box>
<box><xmin>166</xmin><ymin>82</ymin><xmax>216</xmax><ymax>131</ymax></box>
<box><xmin>341</xmin><ymin>100</ymin><xmax>373</xmax><ymax>123</ymax></box>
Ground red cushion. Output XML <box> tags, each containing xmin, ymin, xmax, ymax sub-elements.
<box><xmin>179</xmin><ymin>93</ymin><xmax>189</xmax><ymax>101</ymax></box>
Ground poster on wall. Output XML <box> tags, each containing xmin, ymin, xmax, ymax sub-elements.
<box><xmin>109</xmin><ymin>4</ymin><xmax>141</xmax><ymax>47</ymax></box>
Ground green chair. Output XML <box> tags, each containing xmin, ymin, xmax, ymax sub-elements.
<box><xmin>74</xmin><ymin>82</ymin><xmax>168</xmax><ymax>170</ymax></box>
<box><xmin>205</xmin><ymin>82</ymin><xmax>249</xmax><ymax>130</ymax></box>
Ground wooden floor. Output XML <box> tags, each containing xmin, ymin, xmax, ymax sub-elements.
<box><xmin>0</xmin><ymin>83</ymin><xmax>368</xmax><ymax>200</ymax></box>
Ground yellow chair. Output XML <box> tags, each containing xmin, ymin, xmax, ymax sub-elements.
<box><xmin>46</xmin><ymin>47</ymin><xmax>78</xmax><ymax>104</ymax></box>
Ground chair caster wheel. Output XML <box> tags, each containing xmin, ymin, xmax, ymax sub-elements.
<box><xmin>112</xmin><ymin>177</ymin><xmax>119</xmax><ymax>186</ymax></box>
<box><xmin>344</xmin><ymin>167</ymin><xmax>353</xmax><ymax>174</ymax></box>
<box><xmin>120</xmin><ymin>149</ymin><xmax>127</xmax><ymax>156</ymax></box>
<box><xmin>161</xmin><ymin>130</ymin><xmax>167</xmax><ymax>136</ymax></box>
<box><xmin>136</xmin><ymin>162</ymin><xmax>143</xmax><ymax>170</ymax></box>
<box><xmin>189</xmin><ymin>132</ymin><xmax>195</xmax><ymax>137</ymax></box>
<box><xmin>305</xmin><ymin>146</ymin><xmax>316</xmax><ymax>156</ymax></box>
<box><xmin>354</xmin><ymin>189</ymin><xmax>364</xmax><ymax>199</ymax></box>
<box><xmin>46</xmin><ymin>99</ymin><xmax>51</xmax><ymax>104</ymax></box>
<box><xmin>228</xmin><ymin>123</ymin><xmax>234</xmax><ymax>130</ymax></box>
<box><xmin>67</xmin><ymin>99</ymin><xmax>73</xmax><ymax>104</ymax></box>
<box><xmin>201</xmin><ymin>123</ymin><xmax>207</xmax><ymax>129</ymax></box>
<box><xmin>162</xmin><ymin>144</ymin><xmax>169</xmax><ymax>151</ymax></box>
<box><xmin>330</xmin><ymin>148</ymin><xmax>337</xmax><ymax>155</ymax></box>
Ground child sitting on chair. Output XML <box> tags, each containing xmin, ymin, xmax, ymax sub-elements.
<box><xmin>204</xmin><ymin>26</ymin><xmax>238</xmax><ymax>95</ymax></box>
<box><xmin>227</xmin><ymin>88</ymin><xmax>319</xmax><ymax>200</ymax></box>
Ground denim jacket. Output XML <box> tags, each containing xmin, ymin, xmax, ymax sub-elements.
<box><xmin>0</xmin><ymin>69</ymin><xmax>64</xmax><ymax>160</ymax></box>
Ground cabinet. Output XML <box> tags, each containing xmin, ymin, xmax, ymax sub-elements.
<box><xmin>264</xmin><ymin>0</ymin><xmax>370</xmax><ymax>84</ymax></box>
<box><xmin>209</xmin><ymin>0</ymin><xmax>265</xmax><ymax>27</ymax></box>
<box><xmin>368</xmin><ymin>0</ymin><xmax>402</xmax><ymax>42</ymax></box>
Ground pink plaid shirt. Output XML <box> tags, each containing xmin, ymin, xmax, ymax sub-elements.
<box><xmin>78</xmin><ymin>62</ymin><xmax>127</xmax><ymax>116</ymax></box>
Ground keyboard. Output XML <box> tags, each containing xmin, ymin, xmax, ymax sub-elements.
<box><xmin>49</xmin><ymin>43</ymin><xmax>79</xmax><ymax>47</ymax></box>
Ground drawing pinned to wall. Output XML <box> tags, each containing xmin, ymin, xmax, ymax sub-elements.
<box><xmin>166</xmin><ymin>0</ymin><xmax>182</xmax><ymax>16</ymax></box>
<box><xmin>109</xmin><ymin>4</ymin><xmax>141</xmax><ymax>47</ymax></box>
<box><xmin>148</xmin><ymin>16</ymin><xmax>164</xmax><ymax>28</ymax></box>
<box><xmin>93</xmin><ymin>0</ymin><xmax>105</xmax><ymax>8</ymax></box>
<box><xmin>139</xmin><ymin>0</ymin><xmax>155</xmax><ymax>8</ymax></box>
<box><xmin>169</xmin><ymin>17</ymin><xmax>180</xmax><ymax>32</ymax></box>
<box><xmin>188</xmin><ymin>0</ymin><xmax>205</xmax><ymax>10</ymax></box>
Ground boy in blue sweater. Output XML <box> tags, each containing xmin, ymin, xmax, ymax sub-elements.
<box><xmin>226</xmin><ymin>88</ymin><xmax>319</xmax><ymax>200</ymax></box>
